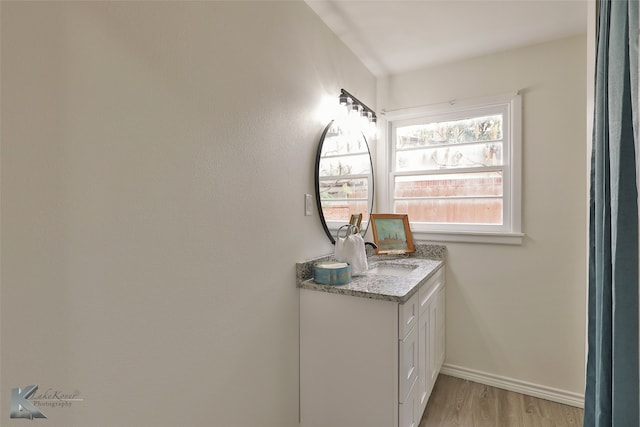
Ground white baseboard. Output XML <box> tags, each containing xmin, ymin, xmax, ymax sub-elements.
<box><xmin>440</xmin><ymin>364</ymin><xmax>585</xmax><ymax>408</ymax></box>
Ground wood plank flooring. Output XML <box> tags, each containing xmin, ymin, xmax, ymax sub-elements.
<box><xmin>420</xmin><ymin>375</ymin><xmax>584</xmax><ymax>427</ymax></box>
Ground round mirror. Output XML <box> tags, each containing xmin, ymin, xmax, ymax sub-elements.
<box><xmin>315</xmin><ymin>120</ymin><xmax>374</xmax><ymax>244</ymax></box>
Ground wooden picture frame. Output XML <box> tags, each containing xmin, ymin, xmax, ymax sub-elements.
<box><xmin>370</xmin><ymin>214</ymin><xmax>414</xmax><ymax>254</ymax></box>
<box><xmin>349</xmin><ymin>213</ymin><xmax>363</xmax><ymax>232</ymax></box>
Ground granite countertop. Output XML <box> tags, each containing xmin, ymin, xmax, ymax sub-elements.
<box><xmin>296</xmin><ymin>244</ymin><xmax>446</xmax><ymax>303</ymax></box>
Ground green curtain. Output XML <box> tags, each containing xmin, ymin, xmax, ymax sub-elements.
<box><xmin>585</xmin><ymin>0</ymin><xmax>639</xmax><ymax>426</ymax></box>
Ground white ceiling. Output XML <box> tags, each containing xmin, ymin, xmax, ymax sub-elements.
<box><xmin>305</xmin><ymin>0</ymin><xmax>588</xmax><ymax>76</ymax></box>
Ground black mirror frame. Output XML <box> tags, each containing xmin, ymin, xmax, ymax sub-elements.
<box><xmin>314</xmin><ymin>120</ymin><xmax>374</xmax><ymax>244</ymax></box>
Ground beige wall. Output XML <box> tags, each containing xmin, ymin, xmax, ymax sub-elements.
<box><xmin>381</xmin><ymin>35</ymin><xmax>587</xmax><ymax>397</ymax></box>
<box><xmin>0</xmin><ymin>2</ymin><xmax>374</xmax><ymax>426</ymax></box>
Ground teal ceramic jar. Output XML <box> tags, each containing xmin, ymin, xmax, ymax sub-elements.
<box><xmin>313</xmin><ymin>262</ymin><xmax>352</xmax><ymax>285</ymax></box>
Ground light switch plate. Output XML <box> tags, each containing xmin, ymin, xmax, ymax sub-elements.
<box><xmin>305</xmin><ymin>194</ymin><xmax>313</xmax><ymax>216</ymax></box>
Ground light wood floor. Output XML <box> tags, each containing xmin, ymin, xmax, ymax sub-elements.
<box><xmin>420</xmin><ymin>375</ymin><xmax>584</xmax><ymax>427</ymax></box>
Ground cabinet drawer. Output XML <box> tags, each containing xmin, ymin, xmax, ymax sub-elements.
<box><xmin>399</xmin><ymin>291</ymin><xmax>418</xmax><ymax>339</ymax></box>
<box><xmin>399</xmin><ymin>323</ymin><xmax>418</xmax><ymax>403</ymax></box>
<box><xmin>419</xmin><ymin>267</ymin><xmax>443</xmax><ymax>314</ymax></box>
<box><xmin>399</xmin><ymin>375</ymin><xmax>419</xmax><ymax>427</ymax></box>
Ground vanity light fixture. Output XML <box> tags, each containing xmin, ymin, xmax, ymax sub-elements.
<box><xmin>339</xmin><ymin>88</ymin><xmax>376</xmax><ymax>124</ymax></box>
<box><xmin>339</xmin><ymin>88</ymin><xmax>377</xmax><ymax>138</ymax></box>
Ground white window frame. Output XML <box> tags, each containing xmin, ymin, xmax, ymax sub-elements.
<box><xmin>380</xmin><ymin>92</ymin><xmax>523</xmax><ymax>245</ymax></box>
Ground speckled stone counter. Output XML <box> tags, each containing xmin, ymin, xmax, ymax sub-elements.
<box><xmin>296</xmin><ymin>243</ymin><xmax>446</xmax><ymax>303</ymax></box>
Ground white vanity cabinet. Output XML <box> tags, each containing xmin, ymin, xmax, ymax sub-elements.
<box><xmin>299</xmin><ymin>265</ymin><xmax>445</xmax><ymax>427</ymax></box>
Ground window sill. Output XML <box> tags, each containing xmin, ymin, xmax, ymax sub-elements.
<box><xmin>412</xmin><ymin>230</ymin><xmax>524</xmax><ymax>245</ymax></box>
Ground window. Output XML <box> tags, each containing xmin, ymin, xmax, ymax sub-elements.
<box><xmin>384</xmin><ymin>93</ymin><xmax>522</xmax><ymax>244</ymax></box>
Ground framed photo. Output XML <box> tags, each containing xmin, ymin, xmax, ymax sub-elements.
<box><xmin>370</xmin><ymin>214</ymin><xmax>414</xmax><ymax>254</ymax></box>
<box><xmin>349</xmin><ymin>213</ymin><xmax>363</xmax><ymax>232</ymax></box>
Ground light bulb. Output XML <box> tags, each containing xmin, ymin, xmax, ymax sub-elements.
<box><xmin>368</xmin><ymin>119</ymin><xmax>379</xmax><ymax>139</ymax></box>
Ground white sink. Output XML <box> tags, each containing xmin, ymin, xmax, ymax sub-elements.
<box><xmin>366</xmin><ymin>263</ymin><xmax>418</xmax><ymax>277</ymax></box>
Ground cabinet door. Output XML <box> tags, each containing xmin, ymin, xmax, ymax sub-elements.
<box><xmin>437</xmin><ymin>286</ymin><xmax>446</xmax><ymax>367</ymax></box>
<box><xmin>428</xmin><ymin>292</ymin><xmax>439</xmax><ymax>394</ymax></box>
<box><xmin>417</xmin><ymin>302</ymin><xmax>431</xmax><ymax>414</ymax></box>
